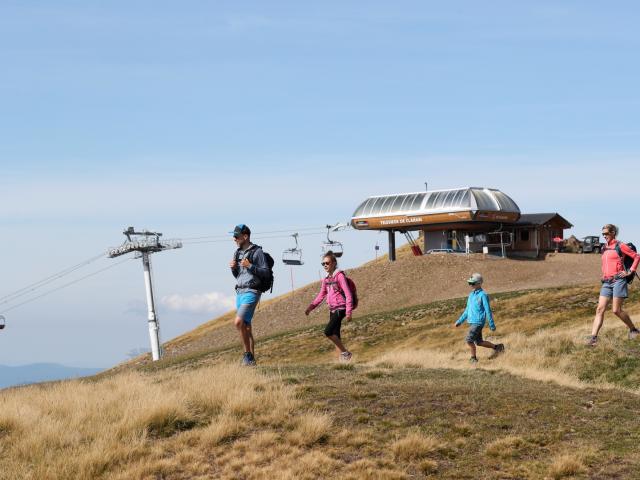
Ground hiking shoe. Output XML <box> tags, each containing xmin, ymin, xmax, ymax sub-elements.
<box><xmin>469</xmin><ymin>356</ymin><xmax>478</xmax><ymax>364</ymax></box>
<box><xmin>242</xmin><ymin>352</ymin><xmax>255</xmax><ymax>366</ymax></box>
<box><xmin>494</xmin><ymin>343</ymin><xmax>505</xmax><ymax>353</ymax></box>
<box><xmin>586</xmin><ymin>336</ymin><xmax>598</xmax><ymax>347</ymax></box>
<box><xmin>629</xmin><ymin>329</ymin><xmax>640</xmax><ymax>340</ymax></box>
<box><xmin>247</xmin><ymin>352</ymin><xmax>257</xmax><ymax>366</ymax></box>
<box><xmin>340</xmin><ymin>351</ymin><xmax>352</xmax><ymax>362</ymax></box>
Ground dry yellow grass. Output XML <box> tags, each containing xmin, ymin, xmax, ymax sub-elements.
<box><xmin>484</xmin><ymin>435</ymin><xmax>527</xmax><ymax>458</ymax></box>
<box><xmin>2</xmin><ymin>284</ymin><xmax>637</xmax><ymax>479</ymax></box>
<box><xmin>390</xmin><ymin>432</ymin><xmax>447</xmax><ymax>461</ymax></box>
<box><xmin>419</xmin><ymin>459</ymin><xmax>438</xmax><ymax>474</ymax></box>
<box><xmin>548</xmin><ymin>453</ymin><xmax>588</xmax><ymax>479</ymax></box>
<box><xmin>288</xmin><ymin>411</ymin><xmax>332</xmax><ymax>446</ymax></box>
<box><xmin>0</xmin><ymin>364</ymin><xmax>299</xmax><ymax>480</ymax></box>
<box><xmin>372</xmin><ymin>309</ymin><xmax>640</xmax><ymax>393</ymax></box>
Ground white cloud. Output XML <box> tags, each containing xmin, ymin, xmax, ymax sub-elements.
<box><xmin>160</xmin><ymin>291</ymin><xmax>235</xmax><ymax>315</ymax></box>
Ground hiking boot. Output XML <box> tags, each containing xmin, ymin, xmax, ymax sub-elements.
<box><xmin>469</xmin><ymin>356</ymin><xmax>478</xmax><ymax>364</ymax></box>
<box><xmin>586</xmin><ymin>336</ymin><xmax>598</xmax><ymax>347</ymax></box>
<box><xmin>628</xmin><ymin>329</ymin><xmax>640</xmax><ymax>340</ymax></box>
<box><xmin>494</xmin><ymin>343</ymin><xmax>505</xmax><ymax>353</ymax></box>
<box><xmin>340</xmin><ymin>351</ymin><xmax>352</xmax><ymax>362</ymax></box>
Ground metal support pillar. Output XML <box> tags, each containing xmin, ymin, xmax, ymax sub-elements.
<box><xmin>109</xmin><ymin>227</ymin><xmax>181</xmax><ymax>362</ymax></box>
<box><xmin>388</xmin><ymin>230</ymin><xmax>396</xmax><ymax>262</ymax></box>
<box><xmin>142</xmin><ymin>252</ymin><xmax>162</xmax><ymax>361</ymax></box>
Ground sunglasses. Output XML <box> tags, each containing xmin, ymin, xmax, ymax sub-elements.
<box><xmin>602</xmin><ymin>232</ymin><xmax>611</xmax><ymax>236</ymax></box>
<box><xmin>321</xmin><ymin>262</ymin><xmax>331</xmax><ymax>266</ymax></box>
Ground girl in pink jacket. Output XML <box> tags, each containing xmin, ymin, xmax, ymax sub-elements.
<box><xmin>305</xmin><ymin>251</ymin><xmax>354</xmax><ymax>361</ymax></box>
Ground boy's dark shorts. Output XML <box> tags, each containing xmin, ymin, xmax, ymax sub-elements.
<box><xmin>325</xmin><ymin>309</ymin><xmax>346</xmax><ymax>338</ymax></box>
<box><xmin>465</xmin><ymin>324</ymin><xmax>484</xmax><ymax>344</ymax></box>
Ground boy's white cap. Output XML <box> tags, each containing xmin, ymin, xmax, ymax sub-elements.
<box><xmin>467</xmin><ymin>273</ymin><xmax>483</xmax><ymax>284</ymax></box>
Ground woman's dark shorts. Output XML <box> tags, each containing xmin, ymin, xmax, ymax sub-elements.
<box><xmin>325</xmin><ymin>309</ymin><xmax>346</xmax><ymax>338</ymax></box>
<box><xmin>465</xmin><ymin>324</ymin><xmax>484</xmax><ymax>345</ymax></box>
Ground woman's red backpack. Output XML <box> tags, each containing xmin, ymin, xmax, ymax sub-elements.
<box><xmin>337</xmin><ymin>271</ymin><xmax>359</xmax><ymax>310</ymax></box>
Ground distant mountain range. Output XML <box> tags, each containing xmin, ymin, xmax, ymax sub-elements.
<box><xmin>0</xmin><ymin>363</ymin><xmax>103</xmax><ymax>389</ymax></box>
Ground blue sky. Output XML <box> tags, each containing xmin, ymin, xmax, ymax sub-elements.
<box><xmin>0</xmin><ymin>1</ymin><xmax>638</xmax><ymax>367</ymax></box>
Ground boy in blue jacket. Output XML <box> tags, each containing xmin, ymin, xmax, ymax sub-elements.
<box><xmin>455</xmin><ymin>273</ymin><xmax>504</xmax><ymax>363</ymax></box>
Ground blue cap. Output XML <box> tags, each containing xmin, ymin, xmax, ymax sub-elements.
<box><xmin>231</xmin><ymin>224</ymin><xmax>251</xmax><ymax>238</ymax></box>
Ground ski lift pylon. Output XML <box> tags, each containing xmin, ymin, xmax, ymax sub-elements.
<box><xmin>282</xmin><ymin>233</ymin><xmax>304</xmax><ymax>266</ymax></box>
<box><xmin>322</xmin><ymin>224</ymin><xmax>344</xmax><ymax>257</ymax></box>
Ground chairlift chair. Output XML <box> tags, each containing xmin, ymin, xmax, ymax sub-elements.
<box><xmin>322</xmin><ymin>224</ymin><xmax>344</xmax><ymax>257</ymax></box>
<box><xmin>0</xmin><ymin>315</ymin><xmax>5</xmax><ymax>330</ymax></box>
<box><xmin>403</xmin><ymin>231</ymin><xmax>423</xmax><ymax>256</ymax></box>
<box><xmin>282</xmin><ymin>233</ymin><xmax>304</xmax><ymax>266</ymax></box>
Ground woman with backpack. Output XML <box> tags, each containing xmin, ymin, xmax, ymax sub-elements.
<box><xmin>587</xmin><ymin>224</ymin><xmax>640</xmax><ymax>347</ymax></box>
<box><xmin>305</xmin><ymin>251</ymin><xmax>354</xmax><ymax>361</ymax></box>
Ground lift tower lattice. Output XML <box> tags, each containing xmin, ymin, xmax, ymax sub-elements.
<box><xmin>108</xmin><ymin>227</ymin><xmax>182</xmax><ymax>361</ymax></box>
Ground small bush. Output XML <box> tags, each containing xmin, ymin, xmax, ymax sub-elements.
<box><xmin>356</xmin><ymin>415</ymin><xmax>369</xmax><ymax>424</ymax></box>
<box><xmin>391</xmin><ymin>433</ymin><xmax>446</xmax><ymax>461</ymax></box>
<box><xmin>141</xmin><ymin>407</ymin><xmax>199</xmax><ymax>438</ymax></box>
<box><xmin>288</xmin><ymin>412</ymin><xmax>332</xmax><ymax>446</ymax></box>
<box><xmin>0</xmin><ymin>417</ymin><xmax>19</xmax><ymax>437</ymax></box>
<box><xmin>420</xmin><ymin>459</ymin><xmax>438</xmax><ymax>474</ymax></box>
<box><xmin>485</xmin><ymin>435</ymin><xmax>526</xmax><ymax>459</ymax></box>
<box><xmin>548</xmin><ymin>454</ymin><xmax>587</xmax><ymax>479</ymax></box>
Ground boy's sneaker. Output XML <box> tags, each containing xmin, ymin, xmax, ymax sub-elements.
<box><xmin>469</xmin><ymin>356</ymin><xmax>478</xmax><ymax>364</ymax></box>
<box><xmin>494</xmin><ymin>343</ymin><xmax>505</xmax><ymax>353</ymax></box>
<box><xmin>628</xmin><ymin>329</ymin><xmax>640</xmax><ymax>340</ymax></box>
<box><xmin>340</xmin><ymin>351</ymin><xmax>352</xmax><ymax>362</ymax></box>
<box><xmin>586</xmin><ymin>336</ymin><xmax>598</xmax><ymax>347</ymax></box>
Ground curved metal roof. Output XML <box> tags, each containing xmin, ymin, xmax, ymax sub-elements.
<box><xmin>351</xmin><ymin>187</ymin><xmax>520</xmax><ymax>219</ymax></box>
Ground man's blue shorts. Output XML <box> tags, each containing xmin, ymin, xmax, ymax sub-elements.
<box><xmin>600</xmin><ymin>277</ymin><xmax>628</xmax><ymax>299</ymax></box>
<box><xmin>236</xmin><ymin>292</ymin><xmax>260</xmax><ymax>325</ymax></box>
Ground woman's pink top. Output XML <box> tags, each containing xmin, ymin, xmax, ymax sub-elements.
<box><xmin>601</xmin><ymin>239</ymin><xmax>640</xmax><ymax>278</ymax></box>
<box><xmin>308</xmin><ymin>270</ymin><xmax>353</xmax><ymax>317</ymax></box>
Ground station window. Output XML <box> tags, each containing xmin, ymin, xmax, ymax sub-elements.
<box><xmin>521</xmin><ymin>230</ymin><xmax>530</xmax><ymax>242</ymax></box>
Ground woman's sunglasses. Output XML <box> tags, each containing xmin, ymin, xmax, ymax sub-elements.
<box><xmin>321</xmin><ymin>262</ymin><xmax>331</xmax><ymax>266</ymax></box>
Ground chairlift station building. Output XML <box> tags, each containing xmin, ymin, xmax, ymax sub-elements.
<box><xmin>351</xmin><ymin>187</ymin><xmax>572</xmax><ymax>260</ymax></box>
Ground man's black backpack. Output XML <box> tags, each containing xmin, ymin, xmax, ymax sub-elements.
<box><xmin>236</xmin><ymin>245</ymin><xmax>275</xmax><ymax>293</ymax></box>
<box><xmin>605</xmin><ymin>241</ymin><xmax>639</xmax><ymax>284</ymax></box>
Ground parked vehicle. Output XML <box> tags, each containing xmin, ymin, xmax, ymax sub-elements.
<box><xmin>578</xmin><ymin>236</ymin><xmax>602</xmax><ymax>254</ymax></box>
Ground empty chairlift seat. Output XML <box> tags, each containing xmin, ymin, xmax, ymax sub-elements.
<box><xmin>322</xmin><ymin>224</ymin><xmax>344</xmax><ymax>257</ymax></box>
<box><xmin>282</xmin><ymin>233</ymin><xmax>304</xmax><ymax>265</ymax></box>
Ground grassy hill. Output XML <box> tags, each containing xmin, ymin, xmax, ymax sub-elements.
<box><xmin>156</xmin><ymin>251</ymin><xmax>601</xmax><ymax>363</ymax></box>
<box><xmin>3</xmin><ymin>253</ymin><xmax>640</xmax><ymax>479</ymax></box>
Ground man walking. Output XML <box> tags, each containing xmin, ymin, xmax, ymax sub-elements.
<box><xmin>229</xmin><ymin>224</ymin><xmax>270</xmax><ymax>365</ymax></box>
